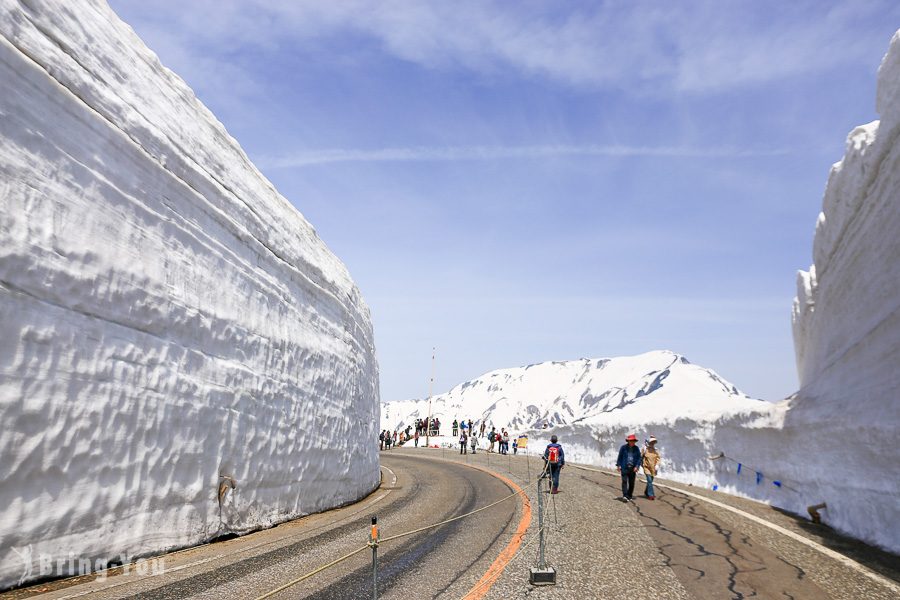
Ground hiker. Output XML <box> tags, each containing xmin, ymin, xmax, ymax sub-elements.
<box><xmin>642</xmin><ymin>436</ymin><xmax>660</xmax><ymax>500</ymax></box>
<box><xmin>489</xmin><ymin>427</ymin><xmax>497</xmax><ymax>452</ymax></box>
<box><xmin>435</xmin><ymin>418</ymin><xmax>441</xmax><ymax>436</ymax></box>
<box><xmin>452</xmin><ymin>419</ymin><xmax>459</xmax><ymax>437</ymax></box>
<box><xmin>542</xmin><ymin>435</ymin><xmax>565</xmax><ymax>494</ymax></box>
<box><xmin>617</xmin><ymin>434</ymin><xmax>642</xmax><ymax>501</ymax></box>
<box><xmin>459</xmin><ymin>431</ymin><xmax>468</xmax><ymax>454</ymax></box>
<box><xmin>479</xmin><ymin>421</ymin><xmax>486</xmax><ymax>437</ymax></box>
<box><xmin>414</xmin><ymin>429</ymin><xmax>420</xmax><ymax>447</ymax></box>
<box><xmin>501</xmin><ymin>429</ymin><xmax>510</xmax><ymax>455</ymax></box>
<box><xmin>470</xmin><ymin>433</ymin><xmax>478</xmax><ymax>454</ymax></box>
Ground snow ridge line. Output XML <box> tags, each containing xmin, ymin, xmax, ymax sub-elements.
<box><xmin>570</xmin><ymin>464</ymin><xmax>900</xmax><ymax>593</ymax></box>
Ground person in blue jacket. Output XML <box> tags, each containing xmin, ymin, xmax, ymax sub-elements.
<box><xmin>543</xmin><ymin>435</ymin><xmax>565</xmax><ymax>494</ymax></box>
<box><xmin>617</xmin><ymin>434</ymin><xmax>642</xmax><ymax>501</ymax></box>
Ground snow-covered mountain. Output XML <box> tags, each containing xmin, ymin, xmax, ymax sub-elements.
<box><xmin>382</xmin><ymin>350</ymin><xmax>768</xmax><ymax>435</ymax></box>
<box><xmin>0</xmin><ymin>1</ymin><xmax>378</xmax><ymax>588</ymax></box>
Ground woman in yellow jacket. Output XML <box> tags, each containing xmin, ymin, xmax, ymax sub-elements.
<box><xmin>642</xmin><ymin>436</ymin><xmax>661</xmax><ymax>500</ymax></box>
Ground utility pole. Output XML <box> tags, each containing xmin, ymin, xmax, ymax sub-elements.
<box><xmin>425</xmin><ymin>347</ymin><xmax>435</xmax><ymax>447</ymax></box>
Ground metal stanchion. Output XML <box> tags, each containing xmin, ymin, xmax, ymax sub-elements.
<box><xmin>369</xmin><ymin>516</ymin><xmax>379</xmax><ymax>599</ymax></box>
<box><xmin>530</xmin><ymin>465</ymin><xmax>556</xmax><ymax>585</ymax></box>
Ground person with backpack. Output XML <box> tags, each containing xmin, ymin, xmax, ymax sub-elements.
<box><xmin>617</xmin><ymin>433</ymin><xmax>642</xmax><ymax>501</ymax></box>
<box><xmin>542</xmin><ymin>435</ymin><xmax>564</xmax><ymax>494</ymax></box>
<box><xmin>642</xmin><ymin>436</ymin><xmax>660</xmax><ymax>500</ymax></box>
<box><xmin>488</xmin><ymin>427</ymin><xmax>497</xmax><ymax>452</ymax></box>
<box><xmin>459</xmin><ymin>431</ymin><xmax>468</xmax><ymax>454</ymax></box>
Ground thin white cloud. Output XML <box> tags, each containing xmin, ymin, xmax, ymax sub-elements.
<box><xmin>111</xmin><ymin>0</ymin><xmax>898</xmax><ymax>93</ymax></box>
<box><xmin>259</xmin><ymin>144</ymin><xmax>790</xmax><ymax>168</ymax></box>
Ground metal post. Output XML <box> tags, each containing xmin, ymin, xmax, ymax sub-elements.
<box><xmin>425</xmin><ymin>348</ymin><xmax>435</xmax><ymax>448</ymax></box>
<box><xmin>537</xmin><ymin>476</ymin><xmax>545</xmax><ymax>569</ymax></box>
<box><xmin>369</xmin><ymin>516</ymin><xmax>379</xmax><ymax>599</ymax></box>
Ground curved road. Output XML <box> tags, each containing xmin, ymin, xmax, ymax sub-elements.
<box><xmin>5</xmin><ymin>453</ymin><xmax>522</xmax><ymax>600</ymax></box>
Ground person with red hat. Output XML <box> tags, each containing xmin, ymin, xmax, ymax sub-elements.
<box><xmin>616</xmin><ymin>434</ymin><xmax>642</xmax><ymax>501</ymax></box>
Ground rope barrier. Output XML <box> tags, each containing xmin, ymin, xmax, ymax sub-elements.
<box><xmin>252</xmin><ymin>458</ymin><xmax>547</xmax><ymax>599</ymax></box>
<box><xmin>252</xmin><ymin>545</ymin><xmax>369</xmax><ymax>600</ymax></box>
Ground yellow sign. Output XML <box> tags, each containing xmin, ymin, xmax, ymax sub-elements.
<box><xmin>516</xmin><ymin>436</ymin><xmax>528</xmax><ymax>449</ymax></box>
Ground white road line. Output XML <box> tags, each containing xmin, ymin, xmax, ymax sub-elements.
<box><xmin>572</xmin><ymin>464</ymin><xmax>900</xmax><ymax>594</ymax></box>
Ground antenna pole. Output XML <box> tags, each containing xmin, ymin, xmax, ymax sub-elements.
<box><xmin>426</xmin><ymin>347</ymin><xmax>435</xmax><ymax>447</ymax></box>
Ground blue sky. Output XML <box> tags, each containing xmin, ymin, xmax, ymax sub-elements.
<box><xmin>110</xmin><ymin>1</ymin><xmax>899</xmax><ymax>401</ymax></box>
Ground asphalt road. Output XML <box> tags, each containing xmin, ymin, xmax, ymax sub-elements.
<box><xmin>4</xmin><ymin>447</ymin><xmax>898</xmax><ymax>599</ymax></box>
<box><xmin>3</xmin><ymin>452</ymin><xmax>521</xmax><ymax>600</ymax></box>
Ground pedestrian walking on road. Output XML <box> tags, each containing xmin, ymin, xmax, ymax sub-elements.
<box><xmin>459</xmin><ymin>431</ymin><xmax>468</xmax><ymax>454</ymax></box>
<box><xmin>543</xmin><ymin>435</ymin><xmax>565</xmax><ymax>494</ymax></box>
<box><xmin>617</xmin><ymin>434</ymin><xmax>642</xmax><ymax>500</ymax></box>
<box><xmin>642</xmin><ymin>436</ymin><xmax>660</xmax><ymax>499</ymax></box>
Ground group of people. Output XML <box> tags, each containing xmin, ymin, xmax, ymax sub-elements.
<box><xmin>537</xmin><ymin>433</ymin><xmax>660</xmax><ymax>500</ymax></box>
<box><xmin>616</xmin><ymin>434</ymin><xmax>661</xmax><ymax>501</ymax></box>
<box><xmin>487</xmin><ymin>427</ymin><xmax>512</xmax><ymax>454</ymax></box>
<box><xmin>415</xmin><ymin>418</ymin><xmax>441</xmax><ymax>437</ymax></box>
<box><xmin>378</xmin><ymin>429</ymin><xmax>399</xmax><ymax>450</ymax></box>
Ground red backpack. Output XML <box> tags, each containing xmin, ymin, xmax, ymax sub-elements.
<box><xmin>547</xmin><ymin>446</ymin><xmax>559</xmax><ymax>464</ymax></box>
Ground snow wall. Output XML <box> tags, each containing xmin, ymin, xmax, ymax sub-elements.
<box><xmin>0</xmin><ymin>0</ymin><xmax>379</xmax><ymax>588</ymax></box>
<box><xmin>782</xmin><ymin>29</ymin><xmax>900</xmax><ymax>553</ymax></box>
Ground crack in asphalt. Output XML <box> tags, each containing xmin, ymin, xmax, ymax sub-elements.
<box><xmin>577</xmin><ymin>473</ymin><xmax>812</xmax><ymax>600</ymax></box>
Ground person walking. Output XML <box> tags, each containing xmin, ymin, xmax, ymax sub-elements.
<box><xmin>542</xmin><ymin>435</ymin><xmax>565</xmax><ymax>494</ymax></box>
<box><xmin>479</xmin><ymin>421</ymin><xmax>486</xmax><ymax>437</ymax></box>
<box><xmin>501</xmin><ymin>429</ymin><xmax>510</xmax><ymax>455</ymax></box>
<box><xmin>379</xmin><ymin>430</ymin><xmax>385</xmax><ymax>450</ymax></box>
<box><xmin>452</xmin><ymin>419</ymin><xmax>459</xmax><ymax>437</ymax></box>
<box><xmin>414</xmin><ymin>429</ymin><xmax>420</xmax><ymax>447</ymax></box>
<box><xmin>642</xmin><ymin>436</ymin><xmax>660</xmax><ymax>499</ymax></box>
<box><xmin>512</xmin><ymin>438</ymin><xmax>518</xmax><ymax>455</ymax></box>
<box><xmin>489</xmin><ymin>427</ymin><xmax>497</xmax><ymax>452</ymax></box>
<box><xmin>470</xmin><ymin>433</ymin><xmax>478</xmax><ymax>454</ymax></box>
<box><xmin>617</xmin><ymin>434</ymin><xmax>642</xmax><ymax>501</ymax></box>
<box><xmin>459</xmin><ymin>431</ymin><xmax>468</xmax><ymax>454</ymax></box>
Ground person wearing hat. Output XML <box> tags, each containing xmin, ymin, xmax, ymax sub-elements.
<box><xmin>542</xmin><ymin>435</ymin><xmax>565</xmax><ymax>494</ymax></box>
<box><xmin>642</xmin><ymin>436</ymin><xmax>661</xmax><ymax>500</ymax></box>
<box><xmin>616</xmin><ymin>434</ymin><xmax>642</xmax><ymax>501</ymax></box>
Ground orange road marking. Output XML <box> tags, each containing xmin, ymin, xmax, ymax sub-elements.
<box><xmin>459</xmin><ymin>464</ymin><xmax>532</xmax><ymax>599</ymax></box>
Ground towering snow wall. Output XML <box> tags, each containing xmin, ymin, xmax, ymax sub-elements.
<box><xmin>0</xmin><ymin>0</ymin><xmax>379</xmax><ymax>588</ymax></box>
<box><xmin>783</xmin><ymin>29</ymin><xmax>900</xmax><ymax>553</ymax></box>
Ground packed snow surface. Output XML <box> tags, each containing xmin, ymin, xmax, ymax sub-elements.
<box><xmin>0</xmin><ymin>0</ymin><xmax>378</xmax><ymax>588</ymax></box>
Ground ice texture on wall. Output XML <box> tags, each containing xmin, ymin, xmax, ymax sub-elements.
<box><xmin>784</xmin><ymin>29</ymin><xmax>900</xmax><ymax>553</ymax></box>
<box><xmin>0</xmin><ymin>0</ymin><xmax>378</xmax><ymax>588</ymax></box>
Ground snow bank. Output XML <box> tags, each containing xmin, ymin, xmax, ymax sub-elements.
<box><xmin>783</xmin><ymin>29</ymin><xmax>900</xmax><ymax>553</ymax></box>
<box><xmin>0</xmin><ymin>0</ymin><xmax>378</xmax><ymax>588</ymax></box>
